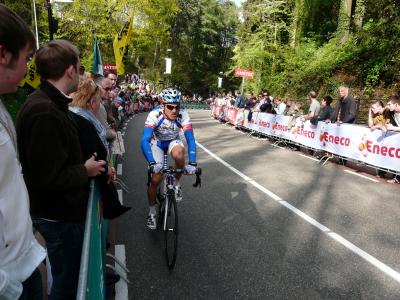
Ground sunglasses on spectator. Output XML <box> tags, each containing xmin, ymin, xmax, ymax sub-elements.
<box><xmin>165</xmin><ymin>104</ymin><xmax>180</xmax><ymax>111</ymax></box>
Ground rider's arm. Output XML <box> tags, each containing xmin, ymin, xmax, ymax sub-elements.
<box><xmin>141</xmin><ymin>126</ymin><xmax>156</xmax><ymax>163</ymax></box>
<box><xmin>184</xmin><ymin>129</ymin><xmax>196</xmax><ymax>163</ymax></box>
<box><xmin>141</xmin><ymin>111</ymin><xmax>160</xmax><ymax>163</ymax></box>
<box><xmin>180</xmin><ymin>110</ymin><xmax>197</xmax><ymax>164</ymax></box>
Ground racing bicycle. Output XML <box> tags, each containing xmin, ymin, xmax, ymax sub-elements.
<box><xmin>147</xmin><ymin>150</ymin><xmax>202</xmax><ymax>270</ymax></box>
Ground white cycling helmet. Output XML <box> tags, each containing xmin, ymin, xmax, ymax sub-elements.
<box><xmin>161</xmin><ymin>88</ymin><xmax>181</xmax><ymax>103</ymax></box>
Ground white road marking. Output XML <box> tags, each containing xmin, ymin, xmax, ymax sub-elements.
<box><xmin>196</xmin><ymin>141</ymin><xmax>400</xmax><ymax>284</ymax></box>
<box><xmin>298</xmin><ymin>153</ymin><xmax>320</xmax><ymax>162</ymax></box>
<box><xmin>117</xmin><ymin>164</ymin><xmax>123</xmax><ymax>176</ymax></box>
<box><xmin>344</xmin><ymin>169</ymin><xmax>379</xmax><ymax>183</ymax></box>
<box><xmin>117</xmin><ymin>189</ymin><xmax>123</xmax><ymax>205</ymax></box>
<box><xmin>115</xmin><ymin>245</ymin><xmax>128</xmax><ymax>300</ymax></box>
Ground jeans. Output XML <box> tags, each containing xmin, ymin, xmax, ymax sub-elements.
<box><xmin>19</xmin><ymin>268</ymin><xmax>42</xmax><ymax>300</ymax></box>
<box><xmin>33</xmin><ymin>219</ymin><xmax>84</xmax><ymax>300</ymax></box>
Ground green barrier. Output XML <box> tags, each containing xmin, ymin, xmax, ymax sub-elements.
<box><xmin>76</xmin><ymin>180</ymin><xmax>106</xmax><ymax>300</ymax></box>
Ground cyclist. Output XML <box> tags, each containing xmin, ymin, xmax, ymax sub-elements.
<box><xmin>141</xmin><ymin>88</ymin><xmax>197</xmax><ymax>230</ymax></box>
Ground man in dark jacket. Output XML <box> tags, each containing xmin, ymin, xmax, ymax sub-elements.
<box><xmin>330</xmin><ymin>86</ymin><xmax>357</xmax><ymax>124</ymax></box>
<box><xmin>16</xmin><ymin>39</ymin><xmax>105</xmax><ymax>300</ymax></box>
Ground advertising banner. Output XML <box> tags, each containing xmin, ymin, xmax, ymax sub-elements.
<box><xmin>224</xmin><ymin>111</ymin><xmax>400</xmax><ymax>172</ymax></box>
<box><xmin>316</xmin><ymin>123</ymin><xmax>400</xmax><ymax>171</ymax></box>
<box><xmin>226</xmin><ymin>107</ymin><xmax>238</xmax><ymax>124</ymax></box>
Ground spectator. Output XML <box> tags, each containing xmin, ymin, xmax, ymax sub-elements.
<box><xmin>242</xmin><ymin>92</ymin><xmax>253</xmax><ymax>108</ymax></box>
<box><xmin>69</xmin><ymin>79</ymin><xmax>131</xmax><ymax>219</ymax></box>
<box><xmin>0</xmin><ymin>5</ymin><xmax>46</xmax><ymax>300</ymax></box>
<box><xmin>287</xmin><ymin>101</ymin><xmax>304</xmax><ymax>128</ymax></box>
<box><xmin>106</xmin><ymin>72</ymin><xmax>117</xmax><ymax>88</ymax></box>
<box><xmin>235</xmin><ymin>90</ymin><xmax>245</xmax><ymax>108</ymax></box>
<box><xmin>94</xmin><ymin>76</ymin><xmax>117</xmax><ymax>143</ymax></box>
<box><xmin>261</xmin><ymin>91</ymin><xmax>272</xmax><ymax>104</ymax></box>
<box><xmin>16</xmin><ymin>39</ymin><xmax>106</xmax><ymax>300</ymax></box>
<box><xmin>311</xmin><ymin>95</ymin><xmax>334</xmax><ymax>125</ymax></box>
<box><xmin>259</xmin><ymin>102</ymin><xmax>273</xmax><ymax>113</ymax></box>
<box><xmin>274</xmin><ymin>97</ymin><xmax>286</xmax><ymax>115</ymax></box>
<box><xmin>368</xmin><ymin>100</ymin><xmax>388</xmax><ymax>131</ymax></box>
<box><xmin>283</xmin><ymin>97</ymin><xmax>294</xmax><ymax>116</ymax></box>
<box><xmin>386</xmin><ymin>95</ymin><xmax>400</xmax><ymax>132</ymax></box>
<box><xmin>330</xmin><ymin>86</ymin><xmax>357</xmax><ymax>124</ymax></box>
<box><xmin>301</xmin><ymin>91</ymin><xmax>320</xmax><ymax>122</ymax></box>
<box><xmin>385</xmin><ymin>95</ymin><xmax>400</xmax><ymax>183</ymax></box>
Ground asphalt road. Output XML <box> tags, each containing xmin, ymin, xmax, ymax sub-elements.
<box><xmin>116</xmin><ymin>110</ymin><xmax>400</xmax><ymax>299</ymax></box>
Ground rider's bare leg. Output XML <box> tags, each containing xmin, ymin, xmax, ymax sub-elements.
<box><xmin>171</xmin><ymin>145</ymin><xmax>185</xmax><ymax>181</ymax></box>
<box><xmin>148</xmin><ymin>173</ymin><xmax>162</xmax><ymax>206</ymax></box>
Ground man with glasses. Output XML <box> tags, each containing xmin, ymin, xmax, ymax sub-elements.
<box><xmin>94</xmin><ymin>76</ymin><xmax>116</xmax><ymax>142</ymax></box>
<box><xmin>141</xmin><ymin>88</ymin><xmax>197</xmax><ymax>230</ymax></box>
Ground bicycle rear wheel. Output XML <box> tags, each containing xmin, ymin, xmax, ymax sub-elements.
<box><xmin>164</xmin><ymin>189</ymin><xmax>178</xmax><ymax>270</ymax></box>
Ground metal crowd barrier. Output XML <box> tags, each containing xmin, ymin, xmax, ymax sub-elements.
<box><xmin>76</xmin><ymin>179</ymin><xmax>105</xmax><ymax>300</ymax></box>
<box><xmin>77</xmin><ymin>150</ymin><xmax>126</xmax><ymax>299</ymax></box>
<box><xmin>213</xmin><ymin>114</ymin><xmax>400</xmax><ymax>177</ymax></box>
<box><xmin>182</xmin><ymin>103</ymin><xmax>209</xmax><ymax>109</ymax></box>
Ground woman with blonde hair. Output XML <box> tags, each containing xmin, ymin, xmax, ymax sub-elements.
<box><xmin>70</xmin><ymin>78</ymin><xmax>130</xmax><ymax>219</ymax></box>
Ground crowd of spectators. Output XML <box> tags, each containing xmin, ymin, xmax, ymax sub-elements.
<box><xmin>0</xmin><ymin>5</ymin><xmax>160</xmax><ymax>299</ymax></box>
<box><xmin>210</xmin><ymin>86</ymin><xmax>400</xmax><ymax>183</ymax></box>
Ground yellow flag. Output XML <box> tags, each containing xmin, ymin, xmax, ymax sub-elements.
<box><xmin>19</xmin><ymin>57</ymin><xmax>41</xmax><ymax>89</ymax></box>
<box><xmin>113</xmin><ymin>15</ymin><xmax>133</xmax><ymax>76</ymax></box>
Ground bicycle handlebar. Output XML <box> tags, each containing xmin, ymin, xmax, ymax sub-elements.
<box><xmin>146</xmin><ymin>166</ymin><xmax>202</xmax><ymax>188</ymax></box>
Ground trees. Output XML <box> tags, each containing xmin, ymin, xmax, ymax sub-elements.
<box><xmin>3</xmin><ymin>1</ymin><xmax>400</xmax><ymax>99</ymax></box>
<box><xmin>231</xmin><ymin>0</ymin><xmax>400</xmax><ymax>99</ymax></box>
<box><xmin>169</xmin><ymin>0</ymin><xmax>239</xmax><ymax>95</ymax></box>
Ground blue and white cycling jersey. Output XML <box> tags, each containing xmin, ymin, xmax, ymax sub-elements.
<box><xmin>141</xmin><ymin>107</ymin><xmax>196</xmax><ymax>163</ymax></box>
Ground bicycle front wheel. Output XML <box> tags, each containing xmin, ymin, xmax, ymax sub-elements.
<box><xmin>164</xmin><ymin>189</ymin><xmax>178</xmax><ymax>270</ymax></box>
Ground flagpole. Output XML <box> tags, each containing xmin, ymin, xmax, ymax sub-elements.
<box><xmin>32</xmin><ymin>0</ymin><xmax>39</xmax><ymax>48</ymax></box>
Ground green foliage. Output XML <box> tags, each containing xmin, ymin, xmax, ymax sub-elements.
<box><xmin>2</xmin><ymin>87</ymin><xmax>32</xmax><ymax>121</ymax></box>
<box><xmin>232</xmin><ymin>0</ymin><xmax>400</xmax><ymax>100</ymax></box>
<box><xmin>169</xmin><ymin>0</ymin><xmax>239</xmax><ymax>95</ymax></box>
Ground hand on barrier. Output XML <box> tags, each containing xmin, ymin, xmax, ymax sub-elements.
<box><xmin>148</xmin><ymin>162</ymin><xmax>163</xmax><ymax>174</ymax></box>
<box><xmin>185</xmin><ymin>163</ymin><xmax>197</xmax><ymax>175</ymax></box>
<box><xmin>85</xmin><ymin>154</ymin><xmax>106</xmax><ymax>177</ymax></box>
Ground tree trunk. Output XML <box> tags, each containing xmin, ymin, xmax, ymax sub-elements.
<box><xmin>354</xmin><ymin>0</ymin><xmax>365</xmax><ymax>30</ymax></box>
<box><xmin>338</xmin><ymin>0</ymin><xmax>353</xmax><ymax>46</ymax></box>
<box><xmin>290</xmin><ymin>0</ymin><xmax>304</xmax><ymax>48</ymax></box>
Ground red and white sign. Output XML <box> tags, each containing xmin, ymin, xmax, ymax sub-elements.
<box><xmin>104</xmin><ymin>64</ymin><xmax>117</xmax><ymax>71</ymax></box>
<box><xmin>234</xmin><ymin>68</ymin><xmax>254</xmax><ymax>79</ymax></box>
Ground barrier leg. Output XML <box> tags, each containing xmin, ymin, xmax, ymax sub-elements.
<box><xmin>321</xmin><ymin>152</ymin><xmax>334</xmax><ymax>166</ymax></box>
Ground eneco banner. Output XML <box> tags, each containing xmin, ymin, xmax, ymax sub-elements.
<box><xmin>211</xmin><ymin>105</ymin><xmax>400</xmax><ymax>172</ymax></box>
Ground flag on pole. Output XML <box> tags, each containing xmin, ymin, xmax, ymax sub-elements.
<box><xmin>113</xmin><ymin>15</ymin><xmax>133</xmax><ymax>76</ymax></box>
<box><xmin>92</xmin><ymin>35</ymin><xmax>103</xmax><ymax>76</ymax></box>
<box><xmin>19</xmin><ymin>57</ymin><xmax>40</xmax><ymax>89</ymax></box>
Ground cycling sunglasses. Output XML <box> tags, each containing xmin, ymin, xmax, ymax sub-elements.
<box><xmin>165</xmin><ymin>104</ymin><xmax>180</xmax><ymax>111</ymax></box>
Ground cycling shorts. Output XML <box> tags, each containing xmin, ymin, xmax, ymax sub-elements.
<box><xmin>150</xmin><ymin>139</ymin><xmax>184</xmax><ymax>164</ymax></box>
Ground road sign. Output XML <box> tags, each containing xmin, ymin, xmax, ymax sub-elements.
<box><xmin>234</xmin><ymin>68</ymin><xmax>254</xmax><ymax>79</ymax></box>
<box><xmin>104</xmin><ymin>64</ymin><xmax>117</xmax><ymax>71</ymax></box>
